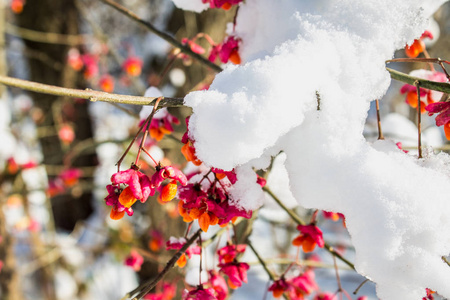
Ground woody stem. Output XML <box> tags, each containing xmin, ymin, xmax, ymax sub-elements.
<box><xmin>247</xmin><ymin>241</ymin><xmax>275</xmax><ymax>280</ymax></box>
<box><xmin>247</xmin><ymin>241</ymin><xmax>289</xmax><ymax>300</ymax></box>
<box><xmin>281</xmin><ymin>262</ymin><xmax>295</xmax><ymax>277</ymax></box>
<box><xmin>184</xmin><ymin>221</ymin><xmax>194</xmax><ymax>239</ymax></box>
<box><xmin>134</xmin><ymin>97</ymin><xmax>162</xmax><ymax>165</ymax></box>
<box><xmin>375</xmin><ymin>99</ymin><xmax>384</xmax><ymax>140</ymax></box>
<box><xmin>414</xmin><ymin>81</ymin><xmax>422</xmax><ymax>159</ymax></box>
<box><xmin>386</xmin><ymin>67</ymin><xmax>450</xmax><ymax>93</ymax></box>
<box><xmin>332</xmin><ymin>255</ymin><xmax>352</xmax><ymax>300</ymax></box>
<box><xmin>198</xmin><ymin>169</ymin><xmax>212</xmax><ymax>185</ymax></box>
<box><xmin>353</xmin><ymin>278</ymin><xmax>370</xmax><ymax>295</ymax></box>
<box><xmin>129</xmin><ymin>229</ymin><xmax>202</xmax><ymax>300</ymax></box>
<box><xmin>141</xmin><ymin>148</ymin><xmax>159</xmax><ymax>166</ymax></box>
<box><xmin>310</xmin><ymin>209</ymin><xmax>319</xmax><ymax>224</ymax></box>
<box><xmin>99</xmin><ymin>0</ymin><xmax>222</xmax><ymax>73</ymax></box>
<box><xmin>437</xmin><ymin>61</ymin><xmax>450</xmax><ymax>81</ymax></box>
<box><xmin>422</xmin><ymin>48</ymin><xmax>435</xmax><ymax>72</ymax></box>
<box><xmin>264</xmin><ymin>186</ymin><xmax>356</xmax><ymax>270</ymax></box>
<box><xmin>116</xmin><ymin>115</ymin><xmax>150</xmax><ymax>171</ymax></box>
<box><xmin>199</xmin><ymin>237</ymin><xmax>203</xmax><ymax>286</ymax></box>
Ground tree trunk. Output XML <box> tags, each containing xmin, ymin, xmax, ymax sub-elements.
<box><xmin>16</xmin><ymin>0</ymin><xmax>95</xmax><ymax>231</ymax></box>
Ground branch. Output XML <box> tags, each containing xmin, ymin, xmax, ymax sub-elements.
<box><xmin>99</xmin><ymin>0</ymin><xmax>223</xmax><ymax>73</ymax></box>
<box><xmin>75</xmin><ymin>0</ymin><xmax>146</xmax><ymax>94</ymax></box>
<box><xmin>128</xmin><ymin>229</ymin><xmax>202</xmax><ymax>300</ymax></box>
<box><xmin>386</xmin><ymin>58</ymin><xmax>450</xmax><ymax>65</ymax></box>
<box><xmin>0</xmin><ymin>75</ymin><xmax>184</xmax><ymax>107</ymax></box>
<box><xmin>386</xmin><ymin>57</ymin><xmax>450</xmax><ymax>80</ymax></box>
<box><xmin>5</xmin><ymin>22</ymin><xmax>88</xmax><ymax>45</ymax></box>
<box><xmin>263</xmin><ymin>187</ymin><xmax>304</xmax><ymax>226</ymax></box>
<box><xmin>247</xmin><ymin>241</ymin><xmax>276</xmax><ymax>281</ymax></box>
<box><xmin>263</xmin><ymin>187</ymin><xmax>356</xmax><ymax>271</ymax></box>
<box><xmin>386</xmin><ymin>67</ymin><xmax>450</xmax><ymax>93</ymax></box>
<box><xmin>247</xmin><ymin>241</ymin><xmax>289</xmax><ymax>300</ymax></box>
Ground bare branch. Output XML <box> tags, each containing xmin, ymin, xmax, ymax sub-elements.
<box><xmin>0</xmin><ymin>75</ymin><xmax>184</xmax><ymax>107</ymax></box>
<box><xmin>5</xmin><ymin>22</ymin><xmax>88</xmax><ymax>45</ymax></box>
<box><xmin>128</xmin><ymin>229</ymin><xmax>202</xmax><ymax>300</ymax></box>
<box><xmin>99</xmin><ymin>0</ymin><xmax>223</xmax><ymax>73</ymax></box>
<box><xmin>263</xmin><ymin>186</ymin><xmax>356</xmax><ymax>271</ymax></box>
<box><xmin>386</xmin><ymin>67</ymin><xmax>450</xmax><ymax>94</ymax></box>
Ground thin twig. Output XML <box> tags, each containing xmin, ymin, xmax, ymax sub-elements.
<box><xmin>116</xmin><ymin>122</ymin><xmax>145</xmax><ymax>171</ymax></box>
<box><xmin>134</xmin><ymin>98</ymin><xmax>161</xmax><ymax>165</ymax></box>
<box><xmin>247</xmin><ymin>241</ymin><xmax>275</xmax><ymax>280</ymax></box>
<box><xmin>353</xmin><ymin>278</ymin><xmax>369</xmax><ymax>295</ymax></box>
<box><xmin>199</xmin><ymin>236</ymin><xmax>203</xmax><ymax>285</ymax></box>
<box><xmin>5</xmin><ymin>22</ymin><xmax>88</xmax><ymax>45</ymax></box>
<box><xmin>116</xmin><ymin>104</ymin><xmax>160</xmax><ymax>171</ymax></box>
<box><xmin>332</xmin><ymin>255</ymin><xmax>343</xmax><ymax>300</ymax></box>
<box><xmin>316</xmin><ymin>91</ymin><xmax>321</xmax><ymax>111</ymax></box>
<box><xmin>438</xmin><ymin>61</ymin><xmax>450</xmax><ymax>81</ymax></box>
<box><xmin>332</xmin><ymin>254</ymin><xmax>352</xmax><ymax>300</ymax></box>
<box><xmin>128</xmin><ymin>229</ymin><xmax>202</xmax><ymax>300</ymax></box>
<box><xmin>263</xmin><ymin>187</ymin><xmax>356</xmax><ymax>271</ymax></box>
<box><xmin>310</xmin><ymin>209</ymin><xmax>319</xmax><ymax>224</ymax></box>
<box><xmin>75</xmin><ymin>0</ymin><xmax>146</xmax><ymax>94</ymax></box>
<box><xmin>386</xmin><ymin>67</ymin><xmax>450</xmax><ymax>94</ymax></box>
<box><xmin>245</xmin><ymin>258</ymin><xmax>351</xmax><ymax>270</ymax></box>
<box><xmin>386</xmin><ymin>57</ymin><xmax>450</xmax><ymax>65</ymax></box>
<box><xmin>141</xmin><ymin>147</ymin><xmax>158</xmax><ymax>166</ymax></box>
<box><xmin>108</xmin><ymin>102</ymin><xmax>140</xmax><ymax>118</ymax></box>
<box><xmin>442</xmin><ymin>256</ymin><xmax>450</xmax><ymax>267</ymax></box>
<box><xmin>375</xmin><ymin>99</ymin><xmax>384</xmax><ymax>140</ymax></box>
<box><xmin>99</xmin><ymin>0</ymin><xmax>223</xmax><ymax>73</ymax></box>
<box><xmin>0</xmin><ymin>75</ymin><xmax>184</xmax><ymax>106</ymax></box>
<box><xmin>263</xmin><ymin>187</ymin><xmax>304</xmax><ymax>226</ymax></box>
<box><xmin>415</xmin><ymin>80</ymin><xmax>422</xmax><ymax>159</ymax></box>
<box><xmin>323</xmin><ymin>243</ymin><xmax>355</xmax><ymax>272</ymax></box>
<box><xmin>247</xmin><ymin>241</ymin><xmax>289</xmax><ymax>300</ymax></box>
<box><xmin>386</xmin><ymin>57</ymin><xmax>450</xmax><ymax>80</ymax></box>
<box><xmin>202</xmin><ymin>219</ymin><xmax>242</xmax><ymax>248</ymax></box>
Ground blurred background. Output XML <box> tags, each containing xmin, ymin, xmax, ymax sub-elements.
<box><xmin>0</xmin><ymin>0</ymin><xmax>448</xmax><ymax>299</ymax></box>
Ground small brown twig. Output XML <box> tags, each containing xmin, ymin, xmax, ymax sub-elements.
<box><xmin>387</xmin><ymin>68</ymin><xmax>450</xmax><ymax>94</ymax></box>
<box><xmin>127</xmin><ymin>229</ymin><xmax>202</xmax><ymax>300</ymax></box>
<box><xmin>442</xmin><ymin>256</ymin><xmax>450</xmax><ymax>267</ymax></box>
<box><xmin>5</xmin><ymin>22</ymin><xmax>88</xmax><ymax>45</ymax></box>
<box><xmin>332</xmin><ymin>255</ymin><xmax>352</xmax><ymax>300</ymax></box>
<box><xmin>414</xmin><ymin>81</ymin><xmax>422</xmax><ymax>159</ymax></box>
<box><xmin>375</xmin><ymin>99</ymin><xmax>384</xmax><ymax>140</ymax></box>
<box><xmin>353</xmin><ymin>278</ymin><xmax>369</xmax><ymax>295</ymax></box>
<box><xmin>263</xmin><ymin>187</ymin><xmax>356</xmax><ymax>270</ymax></box>
<box><xmin>199</xmin><ymin>236</ymin><xmax>203</xmax><ymax>285</ymax></box>
<box><xmin>141</xmin><ymin>147</ymin><xmax>158</xmax><ymax>166</ymax></box>
<box><xmin>386</xmin><ymin>57</ymin><xmax>450</xmax><ymax>65</ymax></box>
<box><xmin>386</xmin><ymin>57</ymin><xmax>450</xmax><ymax>81</ymax></box>
<box><xmin>134</xmin><ymin>98</ymin><xmax>162</xmax><ymax>165</ymax></box>
<box><xmin>247</xmin><ymin>241</ymin><xmax>289</xmax><ymax>300</ymax></box>
<box><xmin>115</xmin><ymin>115</ymin><xmax>150</xmax><ymax>171</ymax></box>
<box><xmin>0</xmin><ymin>75</ymin><xmax>184</xmax><ymax>106</ymax></box>
<box><xmin>99</xmin><ymin>0</ymin><xmax>223</xmax><ymax>73</ymax></box>
<box><xmin>310</xmin><ymin>209</ymin><xmax>319</xmax><ymax>224</ymax></box>
<box><xmin>438</xmin><ymin>61</ymin><xmax>450</xmax><ymax>81</ymax></box>
<box><xmin>421</xmin><ymin>49</ymin><xmax>435</xmax><ymax>72</ymax></box>
<box><xmin>247</xmin><ymin>241</ymin><xmax>275</xmax><ymax>281</ymax></box>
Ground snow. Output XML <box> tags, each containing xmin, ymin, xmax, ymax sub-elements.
<box><xmin>171</xmin><ymin>0</ymin><xmax>208</xmax><ymax>13</ymax></box>
<box><xmin>179</xmin><ymin>0</ymin><xmax>450</xmax><ymax>298</ymax></box>
<box><xmin>262</xmin><ymin>153</ymin><xmax>298</xmax><ymax>210</ymax></box>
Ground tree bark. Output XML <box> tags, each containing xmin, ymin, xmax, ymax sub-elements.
<box><xmin>16</xmin><ymin>0</ymin><xmax>95</xmax><ymax>231</ymax></box>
